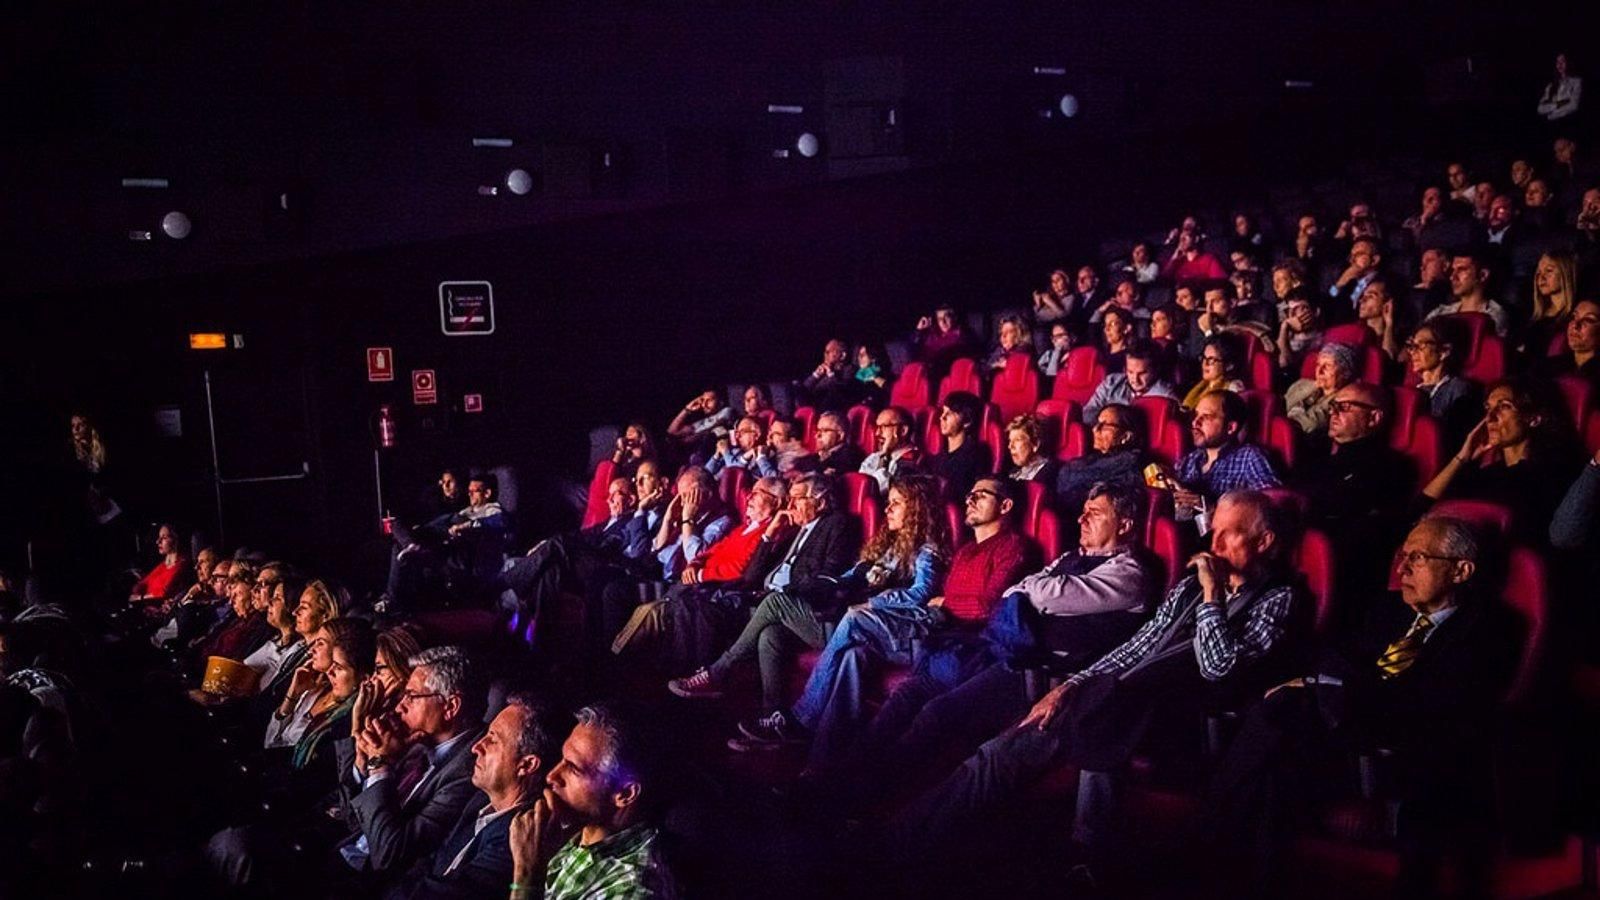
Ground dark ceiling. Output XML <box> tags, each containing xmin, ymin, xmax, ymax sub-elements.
<box><xmin>0</xmin><ymin>0</ymin><xmax>1559</xmax><ymax>297</ymax></box>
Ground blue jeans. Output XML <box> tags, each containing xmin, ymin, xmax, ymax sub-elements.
<box><xmin>790</xmin><ymin>605</ymin><xmax>916</xmax><ymax>770</ymax></box>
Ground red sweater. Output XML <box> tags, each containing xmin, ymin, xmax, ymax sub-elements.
<box><xmin>695</xmin><ymin>519</ymin><xmax>770</xmax><ymax>582</ymax></box>
<box><xmin>132</xmin><ymin>557</ymin><xmax>190</xmax><ymax>603</ymax></box>
<box><xmin>941</xmin><ymin>528</ymin><xmax>1037</xmax><ymax>624</ymax></box>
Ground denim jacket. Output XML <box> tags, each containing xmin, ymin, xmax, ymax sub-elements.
<box><xmin>839</xmin><ymin>542</ymin><xmax>947</xmax><ymax>630</ymax></box>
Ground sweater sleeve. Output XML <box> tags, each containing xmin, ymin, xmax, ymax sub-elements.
<box><xmin>1019</xmin><ymin>552</ymin><xmax>1153</xmax><ymax>617</ymax></box>
<box><xmin>868</xmin><ymin>545</ymin><xmax>947</xmax><ymax>611</ymax></box>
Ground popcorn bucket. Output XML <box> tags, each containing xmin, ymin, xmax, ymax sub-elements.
<box><xmin>201</xmin><ymin>656</ymin><xmax>261</xmax><ymax>697</ymax></box>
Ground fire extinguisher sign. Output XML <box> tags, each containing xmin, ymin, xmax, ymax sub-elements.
<box><xmin>412</xmin><ymin>369</ymin><xmax>439</xmax><ymax>405</ymax></box>
<box><xmin>439</xmin><ymin>281</ymin><xmax>495</xmax><ymax>336</ymax></box>
<box><xmin>367</xmin><ymin>347</ymin><xmax>395</xmax><ymax>382</ymax></box>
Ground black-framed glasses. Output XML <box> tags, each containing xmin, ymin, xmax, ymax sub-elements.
<box><xmin>1328</xmin><ymin>400</ymin><xmax>1377</xmax><ymax>416</ymax></box>
<box><xmin>1092</xmin><ymin>421</ymin><xmax>1125</xmax><ymax>432</ymax></box>
<box><xmin>965</xmin><ymin>489</ymin><xmax>999</xmax><ymax>504</ymax></box>
<box><xmin>1396</xmin><ymin>550</ymin><xmax>1462</xmax><ymax>569</ymax></box>
<box><xmin>400</xmin><ymin>690</ymin><xmax>445</xmax><ymax>703</ymax></box>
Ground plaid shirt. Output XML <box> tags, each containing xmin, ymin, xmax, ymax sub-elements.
<box><xmin>545</xmin><ymin>823</ymin><xmax>677</xmax><ymax>900</ymax></box>
<box><xmin>1175</xmin><ymin>442</ymin><xmax>1280</xmax><ymax>501</ymax></box>
<box><xmin>1067</xmin><ymin>573</ymin><xmax>1298</xmax><ymax>685</ymax></box>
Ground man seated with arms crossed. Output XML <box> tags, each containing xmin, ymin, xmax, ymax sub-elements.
<box><xmin>337</xmin><ymin>646</ymin><xmax>486</xmax><ymax>884</ymax></box>
<box><xmin>386</xmin><ymin>691</ymin><xmax>563</xmax><ymax>900</ymax></box>
<box><xmin>507</xmin><ymin>703</ymin><xmax>678</xmax><ymax>899</ymax></box>
<box><xmin>501</xmin><ymin>477</ymin><xmax>653</xmax><ymax>621</ymax></box>
<box><xmin>843</xmin><ymin>482</ymin><xmax>1155</xmax><ymax>801</ymax></box>
<box><xmin>885</xmin><ymin>491</ymin><xmax>1304</xmax><ymax>890</ymax></box>
<box><xmin>1201</xmin><ymin>517</ymin><xmax>1518</xmax><ymax>898</ymax></box>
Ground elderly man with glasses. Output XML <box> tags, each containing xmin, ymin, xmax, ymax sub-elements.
<box><xmin>860</xmin><ymin>405</ymin><xmax>923</xmax><ymax>492</ymax></box>
<box><xmin>336</xmin><ymin>646</ymin><xmax>487</xmax><ymax>885</ymax></box>
<box><xmin>812</xmin><ymin>410</ymin><xmax>864</xmax><ymax>477</ymax></box>
<box><xmin>1201</xmin><ymin>516</ymin><xmax>1519</xmax><ymax>898</ymax></box>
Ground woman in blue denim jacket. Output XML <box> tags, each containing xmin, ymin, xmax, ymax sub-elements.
<box><xmin>729</xmin><ymin>474</ymin><xmax>949</xmax><ymax>765</ymax></box>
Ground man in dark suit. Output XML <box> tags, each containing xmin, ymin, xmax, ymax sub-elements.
<box><xmin>1201</xmin><ymin>516</ymin><xmax>1519</xmax><ymax>897</ymax></box>
<box><xmin>813</xmin><ymin>411</ymin><xmax>865</xmax><ymax>478</ymax></box>
<box><xmin>500</xmin><ymin>476</ymin><xmax>653</xmax><ymax>619</ymax></box>
<box><xmin>385</xmin><ymin>691</ymin><xmax>561</xmax><ymax>900</ymax></box>
<box><xmin>667</xmin><ymin>472</ymin><xmax>861</xmax><ymax>711</ymax></box>
<box><xmin>337</xmin><ymin>646</ymin><xmax>486</xmax><ymax>882</ymax></box>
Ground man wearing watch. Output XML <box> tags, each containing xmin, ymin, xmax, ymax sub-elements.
<box><xmin>336</xmin><ymin>646</ymin><xmax>485</xmax><ymax>886</ymax></box>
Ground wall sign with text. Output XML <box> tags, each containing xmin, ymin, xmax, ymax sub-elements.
<box><xmin>439</xmin><ymin>281</ymin><xmax>495</xmax><ymax>336</ymax></box>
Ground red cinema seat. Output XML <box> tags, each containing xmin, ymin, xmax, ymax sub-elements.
<box><xmin>1262</xmin><ymin>486</ymin><xmax>1309</xmax><ymax>518</ymax></box>
<box><xmin>946</xmin><ymin>502</ymin><xmax>968</xmax><ymax>550</ymax></box>
<box><xmin>990</xmin><ymin>352</ymin><xmax>1042</xmax><ymax>423</ymax></box>
<box><xmin>1266</xmin><ymin>416</ymin><xmax>1297</xmax><ymax>471</ymax></box>
<box><xmin>889</xmin><ymin>362</ymin><xmax>933</xmax><ymax>413</ymax></box>
<box><xmin>1131</xmin><ymin>396</ymin><xmax>1180</xmax><ymax>447</ymax></box>
<box><xmin>1143</xmin><ymin>487</ymin><xmax>1175</xmax><ymax>548</ymax></box>
<box><xmin>1388</xmin><ymin>386</ymin><xmax>1443</xmax><ymax>484</ymax></box>
<box><xmin>717</xmin><ymin>466</ymin><xmax>752</xmax><ymax>517</ymax></box>
<box><xmin>1323</xmin><ymin>321</ymin><xmax>1377</xmax><ymax>347</ymax></box>
<box><xmin>1462</xmin><ymin>334</ymin><xmax>1505</xmax><ymax>383</ymax></box>
<box><xmin>937</xmin><ymin>357</ymin><xmax>983</xmax><ymax>403</ymax></box>
<box><xmin>846</xmin><ymin>404</ymin><xmax>876</xmax><ymax>454</ymax></box>
<box><xmin>840</xmin><ymin>472</ymin><xmax>884</xmax><ymax>540</ymax></box>
<box><xmin>1148</xmin><ymin>420</ymin><xmax>1188</xmax><ymax>468</ymax></box>
<box><xmin>1428</xmin><ymin>498</ymin><xmax>1514</xmax><ymax>539</ymax></box>
<box><xmin>1051</xmin><ymin>347</ymin><xmax>1106</xmax><ymax>406</ymax></box>
<box><xmin>917</xmin><ymin>407</ymin><xmax>941</xmax><ymax>455</ymax></box>
<box><xmin>1296</xmin><ymin>527</ymin><xmax>1338</xmax><ymax>635</ymax></box>
<box><xmin>1034</xmin><ymin>399</ymin><xmax>1082</xmax><ymax>457</ymax></box>
<box><xmin>1555</xmin><ymin>374</ymin><xmax>1593</xmax><ymax>430</ymax></box>
<box><xmin>1586</xmin><ymin>410</ymin><xmax>1600</xmax><ymax>456</ymax></box>
<box><xmin>1249</xmin><ymin>350</ymin><xmax>1275</xmax><ymax>392</ymax></box>
<box><xmin>793</xmin><ymin>405</ymin><xmax>818</xmax><ymax>451</ymax></box>
<box><xmin>1150</xmin><ymin>516</ymin><xmax>1183</xmax><ymax>590</ymax></box>
<box><xmin>580</xmin><ymin>459</ymin><xmax>617</xmax><ymax>529</ymax></box>
<box><xmin>1032</xmin><ymin>507</ymin><xmax>1065</xmax><ymax>559</ymax></box>
<box><xmin>1019</xmin><ymin>480</ymin><xmax>1052</xmax><ymax>537</ymax></box>
<box><xmin>1241</xmin><ymin>390</ymin><xmax>1285</xmax><ymax>442</ymax></box>
<box><xmin>1500</xmin><ymin>546</ymin><xmax>1549</xmax><ymax>704</ymax></box>
<box><xmin>1056</xmin><ymin>421</ymin><xmax>1088</xmax><ymax>461</ymax></box>
<box><xmin>979</xmin><ymin>419</ymin><xmax>1005</xmax><ymax>473</ymax></box>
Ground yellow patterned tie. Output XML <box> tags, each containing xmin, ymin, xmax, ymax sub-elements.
<box><xmin>1375</xmin><ymin>614</ymin><xmax>1433</xmax><ymax>679</ymax></box>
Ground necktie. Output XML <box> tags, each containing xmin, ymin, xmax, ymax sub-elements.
<box><xmin>1376</xmin><ymin>614</ymin><xmax>1433</xmax><ymax>679</ymax></box>
<box><xmin>394</xmin><ymin>748</ymin><xmax>431</xmax><ymax>802</ymax></box>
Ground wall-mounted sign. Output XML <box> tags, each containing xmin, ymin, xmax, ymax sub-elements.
<box><xmin>367</xmin><ymin>347</ymin><xmax>395</xmax><ymax>382</ymax></box>
<box><xmin>439</xmin><ymin>281</ymin><xmax>495</xmax><ymax>336</ymax></box>
<box><xmin>412</xmin><ymin>369</ymin><xmax>438</xmax><ymax>405</ymax></box>
<box><xmin>463</xmin><ymin>393</ymin><xmax>484</xmax><ymax>413</ymax></box>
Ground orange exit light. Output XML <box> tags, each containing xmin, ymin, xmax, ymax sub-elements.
<box><xmin>189</xmin><ymin>333</ymin><xmax>228</xmax><ymax>350</ymax></box>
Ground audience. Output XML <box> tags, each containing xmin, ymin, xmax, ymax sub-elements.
<box><xmin>1171</xmin><ymin>391</ymin><xmax>1281</xmax><ymax>522</ymax></box>
<box><xmin>860</xmin><ymin>406</ymin><xmax>922</xmax><ymax>492</ymax></box>
<box><xmin>1406</xmin><ymin>317</ymin><xmax>1482</xmax><ymax>449</ymax></box>
<box><xmin>1284</xmin><ymin>342</ymin><xmax>1359</xmax><ymax>436</ymax></box>
<box><xmin>1536</xmin><ymin>298</ymin><xmax>1600</xmax><ymax>383</ymax></box>
<box><xmin>927</xmin><ymin>391</ymin><xmax>990</xmax><ymax>503</ymax></box>
<box><xmin>1425</xmin><ymin>250</ymin><xmax>1511</xmax><ymax>336</ymax></box>
<box><xmin>812</xmin><ymin>411</ymin><xmax>865</xmax><ymax>477</ymax></box>
<box><xmin>1057</xmin><ymin>404</ymin><xmax>1147</xmax><ymax>517</ymax></box>
<box><xmin>799</xmin><ymin>339</ymin><xmax>855</xmax><ymax>412</ymax></box>
<box><xmin>1036</xmin><ymin>321</ymin><xmax>1073</xmax><ymax>377</ymax></box>
<box><xmin>1180</xmin><ymin>334</ymin><xmax>1247</xmax><ymax>410</ymax></box>
<box><xmin>1081</xmin><ymin>341</ymin><xmax>1180</xmax><ymax>422</ymax></box>
<box><xmin>1003</xmin><ymin>414</ymin><xmax>1058</xmax><ymax>486</ymax></box>
<box><xmin>1032</xmin><ymin>269</ymin><xmax>1074</xmax><ymax>323</ymax></box>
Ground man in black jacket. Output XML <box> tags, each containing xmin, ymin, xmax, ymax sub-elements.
<box><xmin>1202</xmin><ymin>516</ymin><xmax>1519</xmax><ymax>897</ymax></box>
<box><xmin>385</xmin><ymin>691</ymin><xmax>561</xmax><ymax>900</ymax></box>
<box><xmin>667</xmin><ymin>473</ymin><xmax>861</xmax><ymax>711</ymax></box>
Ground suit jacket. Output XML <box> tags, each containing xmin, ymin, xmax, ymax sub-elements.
<box><xmin>385</xmin><ymin>791</ymin><xmax>528</xmax><ymax>900</ymax></box>
<box><xmin>733</xmin><ymin>509</ymin><xmax>860</xmax><ymax>607</ymax></box>
<box><xmin>816</xmin><ymin>443</ymin><xmax>865</xmax><ymax>478</ymax></box>
<box><xmin>335</xmin><ymin>726</ymin><xmax>484</xmax><ymax>875</ymax></box>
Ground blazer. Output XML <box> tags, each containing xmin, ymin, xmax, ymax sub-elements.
<box><xmin>384</xmin><ymin>792</ymin><xmax>528</xmax><ymax>900</ymax></box>
<box><xmin>335</xmin><ymin>726</ymin><xmax>485</xmax><ymax>875</ymax></box>
<box><xmin>733</xmin><ymin>509</ymin><xmax>860</xmax><ymax>606</ymax></box>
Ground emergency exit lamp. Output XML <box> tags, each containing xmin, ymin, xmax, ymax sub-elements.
<box><xmin>188</xmin><ymin>333</ymin><xmax>228</xmax><ymax>350</ymax></box>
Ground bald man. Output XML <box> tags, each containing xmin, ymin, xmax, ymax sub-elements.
<box><xmin>1293</xmin><ymin>381</ymin><xmax>1412</xmax><ymax>610</ymax></box>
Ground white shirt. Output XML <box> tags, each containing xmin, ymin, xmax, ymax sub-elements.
<box><xmin>242</xmin><ymin>635</ymin><xmax>302</xmax><ymax>687</ymax></box>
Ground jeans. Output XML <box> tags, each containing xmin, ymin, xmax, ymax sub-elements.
<box><xmin>789</xmin><ymin>605</ymin><xmax>915</xmax><ymax>769</ymax></box>
<box><xmin>707</xmin><ymin>591</ymin><xmax>827</xmax><ymax>710</ymax></box>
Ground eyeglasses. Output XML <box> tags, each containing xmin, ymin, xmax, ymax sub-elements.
<box><xmin>964</xmin><ymin>489</ymin><xmax>999</xmax><ymax>504</ymax></box>
<box><xmin>1201</xmin><ymin>355</ymin><xmax>1224</xmax><ymax>364</ymax></box>
<box><xmin>874</xmin><ymin>422</ymin><xmax>905</xmax><ymax>431</ymax></box>
<box><xmin>814</xmin><ymin>426</ymin><xmax>844</xmax><ymax>434</ymax></box>
<box><xmin>1092</xmin><ymin>421</ymin><xmax>1125</xmax><ymax>432</ymax></box>
<box><xmin>1403</xmin><ymin>339</ymin><xmax>1438</xmax><ymax>350</ymax></box>
<box><xmin>1396</xmin><ymin>550</ymin><xmax>1462</xmax><ymax>569</ymax></box>
<box><xmin>1328</xmin><ymin>400</ymin><xmax>1377</xmax><ymax>416</ymax></box>
<box><xmin>753</xmin><ymin>490</ymin><xmax>783</xmax><ymax>504</ymax></box>
<box><xmin>399</xmin><ymin>690</ymin><xmax>445</xmax><ymax>703</ymax></box>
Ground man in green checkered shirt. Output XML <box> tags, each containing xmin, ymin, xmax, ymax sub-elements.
<box><xmin>508</xmin><ymin>704</ymin><xmax>677</xmax><ymax>899</ymax></box>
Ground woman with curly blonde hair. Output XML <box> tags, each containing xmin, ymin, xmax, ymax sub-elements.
<box><xmin>727</xmin><ymin>474</ymin><xmax>950</xmax><ymax>759</ymax></box>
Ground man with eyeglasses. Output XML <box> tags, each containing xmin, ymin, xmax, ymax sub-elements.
<box><xmin>611</xmin><ymin>477</ymin><xmax>788</xmax><ymax>663</ymax></box>
<box><xmin>860</xmin><ymin>406</ymin><xmax>922</xmax><ymax>492</ymax></box>
<box><xmin>812</xmin><ymin>411</ymin><xmax>863</xmax><ymax>477</ymax></box>
<box><xmin>150</xmin><ymin>547</ymin><xmax>220</xmax><ymax>648</ymax></box>
<box><xmin>340</xmin><ymin>646</ymin><xmax>486</xmax><ymax>883</ymax></box>
<box><xmin>1202</xmin><ymin>516</ymin><xmax>1518</xmax><ymax>897</ymax></box>
<box><xmin>706</xmin><ymin>416</ymin><xmax>766</xmax><ymax>477</ymax></box>
<box><xmin>668</xmin><ymin>473</ymin><xmax>860</xmax><ymax>708</ymax></box>
<box><xmin>753</xmin><ymin>416</ymin><xmax>817</xmax><ymax>478</ymax></box>
<box><xmin>847</xmin><ymin>482</ymin><xmax>1153</xmax><ymax>804</ymax></box>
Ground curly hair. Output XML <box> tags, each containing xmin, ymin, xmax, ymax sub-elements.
<box><xmin>860</xmin><ymin>474</ymin><xmax>948</xmax><ymax>576</ymax></box>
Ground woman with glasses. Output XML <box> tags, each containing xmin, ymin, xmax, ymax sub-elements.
<box><xmin>1181</xmin><ymin>333</ymin><xmax>1247</xmax><ymax>410</ymax></box>
<box><xmin>1421</xmin><ymin>376</ymin><xmax>1582</xmax><ymax>538</ymax></box>
<box><xmin>195</xmin><ymin>563</ymin><xmax>272</xmax><ymax>668</ymax></box>
<box><xmin>1405</xmin><ymin>318</ymin><xmax>1480</xmax><ymax>450</ymax></box>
